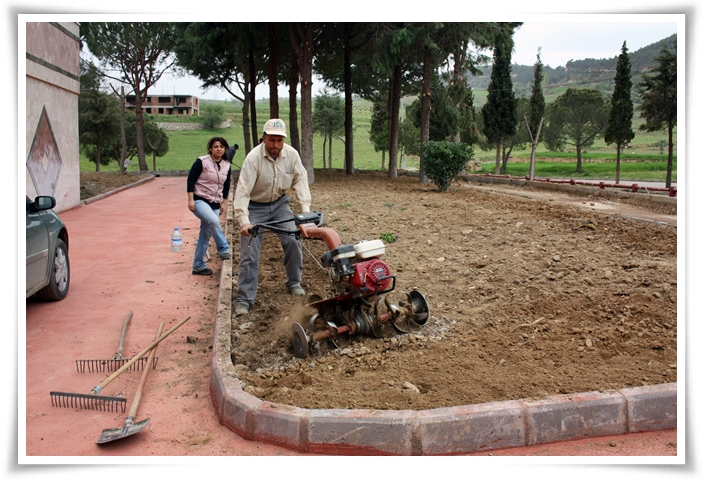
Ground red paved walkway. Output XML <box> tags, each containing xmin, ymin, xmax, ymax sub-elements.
<box><xmin>14</xmin><ymin>177</ymin><xmax>684</xmax><ymax>476</ymax></box>
<box><xmin>21</xmin><ymin>177</ymin><xmax>303</xmax><ymax>459</ymax></box>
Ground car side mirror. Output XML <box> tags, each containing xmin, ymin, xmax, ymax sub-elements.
<box><xmin>33</xmin><ymin>196</ymin><xmax>56</xmax><ymax>212</ymax></box>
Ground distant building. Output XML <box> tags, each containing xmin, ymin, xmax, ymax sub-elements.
<box><xmin>125</xmin><ymin>94</ymin><xmax>200</xmax><ymax>116</ymax></box>
<box><xmin>25</xmin><ymin>21</ymin><xmax>81</xmax><ymax>213</ymax></box>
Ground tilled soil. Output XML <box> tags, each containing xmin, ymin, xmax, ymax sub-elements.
<box><xmin>79</xmin><ymin>170</ymin><xmax>678</xmax><ymax>412</ymax></box>
<box><xmin>227</xmin><ymin>170</ymin><xmax>677</xmax><ymax>411</ymax></box>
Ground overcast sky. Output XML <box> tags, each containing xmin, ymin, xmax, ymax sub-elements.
<box><xmin>148</xmin><ymin>15</ymin><xmax>680</xmax><ymax>100</ymax></box>
<box><xmin>511</xmin><ymin>19</ymin><xmax>678</xmax><ymax>67</ymax></box>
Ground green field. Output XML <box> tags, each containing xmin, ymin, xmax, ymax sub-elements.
<box><xmin>475</xmin><ymin>159</ymin><xmax>676</xmax><ymax>182</ymax></box>
<box><xmin>81</xmin><ymin>97</ymin><xmax>676</xmax><ymax>182</ymax></box>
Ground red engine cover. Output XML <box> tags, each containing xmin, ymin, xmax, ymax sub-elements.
<box><xmin>349</xmin><ymin>259</ymin><xmax>392</xmax><ymax>292</ymax></box>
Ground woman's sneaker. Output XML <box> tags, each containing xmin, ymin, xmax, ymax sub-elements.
<box><xmin>192</xmin><ymin>267</ymin><xmax>213</xmax><ymax>276</ymax></box>
<box><xmin>235</xmin><ymin>303</ymin><xmax>249</xmax><ymax>315</ymax></box>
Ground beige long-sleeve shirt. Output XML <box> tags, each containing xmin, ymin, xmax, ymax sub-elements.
<box><xmin>233</xmin><ymin>142</ymin><xmax>312</xmax><ymax>227</ymax></box>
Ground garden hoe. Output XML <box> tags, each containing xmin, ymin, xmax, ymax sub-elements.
<box><xmin>50</xmin><ymin>315</ymin><xmax>190</xmax><ymax>412</ymax></box>
<box><xmin>75</xmin><ymin>311</ymin><xmax>158</xmax><ymax>373</ymax></box>
<box><xmin>96</xmin><ymin>321</ymin><xmax>163</xmax><ymax>444</ymax></box>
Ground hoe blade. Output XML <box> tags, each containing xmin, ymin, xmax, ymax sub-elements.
<box><xmin>96</xmin><ymin>417</ymin><xmax>150</xmax><ymax>444</ymax></box>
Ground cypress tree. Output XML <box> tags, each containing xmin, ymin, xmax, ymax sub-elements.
<box><xmin>604</xmin><ymin>41</ymin><xmax>635</xmax><ymax>184</ymax></box>
<box><xmin>527</xmin><ymin>49</ymin><xmax>545</xmax><ymax>180</ymax></box>
<box><xmin>637</xmin><ymin>42</ymin><xmax>677</xmax><ymax>188</ymax></box>
<box><xmin>481</xmin><ymin>39</ymin><xmax>517</xmax><ymax>175</ymax></box>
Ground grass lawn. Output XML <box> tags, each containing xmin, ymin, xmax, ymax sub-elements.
<box><xmin>476</xmin><ymin>159</ymin><xmax>676</xmax><ymax>182</ymax></box>
<box><xmin>81</xmin><ymin>97</ymin><xmax>676</xmax><ymax>183</ymax></box>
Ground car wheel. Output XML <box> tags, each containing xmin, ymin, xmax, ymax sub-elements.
<box><xmin>36</xmin><ymin>238</ymin><xmax>70</xmax><ymax>301</ymax></box>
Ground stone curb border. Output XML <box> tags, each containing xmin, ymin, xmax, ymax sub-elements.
<box><xmin>206</xmin><ymin>182</ymin><xmax>676</xmax><ymax>455</ymax></box>
<box><xmin>81</xmin><ymin>175</ymin><xmax>155</xmax><ymax>205</ymax></box>
<box><xmin>459</xmin><ymin>174</ymin><xmax>677</xmax><ymax>206</ymax></box>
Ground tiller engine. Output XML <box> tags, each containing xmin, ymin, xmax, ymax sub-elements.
<box><xmin>248</xmin><ymin>212</ymin><xmax>429</xmax><ymax>359</ymax></box>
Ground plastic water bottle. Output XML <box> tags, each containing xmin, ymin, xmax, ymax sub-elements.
<box><xmin>171</xmin><ymin>227</ymin><xmax>182</xmax><ymax>252</ymax></box>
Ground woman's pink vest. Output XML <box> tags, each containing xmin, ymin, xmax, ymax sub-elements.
<box><xmin>193</xmin><ymin>155</ymin><xmax>230</xmax><ymax>203</ymax></box>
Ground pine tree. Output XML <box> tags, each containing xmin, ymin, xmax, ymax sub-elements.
<box><xmin>604</xmin><ymin>41</ymin><xmax>635</xmax><ymax>184</ymax></box>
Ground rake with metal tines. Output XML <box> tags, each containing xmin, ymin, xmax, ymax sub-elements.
<box><xmin>97</xmin><ymin>321</ymin><xmax>164</xmax><ymax>444</ymax></box>
<box><xmin>51</xmin><ymin>315</ymin><xmax>190</xmax><ymax>412</ymax></box>
<box><xmin>75</xmin><ymin>311</ymin><xmax>158</xmax><ymax>373</ymax></box>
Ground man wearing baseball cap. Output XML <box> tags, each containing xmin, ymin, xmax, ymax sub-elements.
<box><xmin>232</xmin><ymin>118</ymin><xmax>312</xmax><ymax>315</ymax></box>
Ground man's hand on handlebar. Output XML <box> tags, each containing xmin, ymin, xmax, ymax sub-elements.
<box><xmin>241</xmin><ymin>212</ymin><xmax>322</xmax><ymax>241</ymax></box>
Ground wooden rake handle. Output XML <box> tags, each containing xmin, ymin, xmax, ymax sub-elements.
<box><xmin>126</xmin><ymin>321</ymin><xmax>164</xmax><ymax>420</ymax></box>
<box><xmin>90</xmin><ymin>315</ymin><xmax>190</xmax><ymax>395</ymax></box>
<box><xmin>114</xmin><ymin>311</ymin><xmax>133</xmax><ymax>360</ymax></box>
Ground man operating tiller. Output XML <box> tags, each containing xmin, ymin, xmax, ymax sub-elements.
<box><xmin>232</xmin><ymin>119</ymin><xmax>312</xmax><ymax>316</ymax></box>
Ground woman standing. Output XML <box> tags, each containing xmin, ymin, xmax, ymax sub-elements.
<box><xmin>187</xmin><ymin>136</ymin><xmax>232</xmax><ymax>275</ymax></box>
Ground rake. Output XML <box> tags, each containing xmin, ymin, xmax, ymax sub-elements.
<box><xmin>75</xmin><ymin>311</ymin><xmax>158</xmax><ymax>373</ymax></box>
<box><xmin>96</xmin><ymin>321</ymin><xmax>163</xmax><ymax>444</ymax></box>
<box><xmin>50</xmin><ymin>315</ymin><xmax>190</xmax><ymax>412</ymax></box>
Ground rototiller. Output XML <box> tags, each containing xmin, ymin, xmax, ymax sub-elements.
<box><xmin>248</xmin><ymin>211</ymin><xmax>429</xmax><ymax>358</ymax></box>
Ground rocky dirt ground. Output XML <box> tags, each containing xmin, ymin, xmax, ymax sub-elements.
<box><xmin>80</xmin><ymin>172</ymin><xmax>151</xmax><ymax>199</ymax></box>
<box><xmin>81</xmin><ymin>170</ymin><xmax>678</xmax><ymax>412</ymax></box>
<box><xmin>226</xmin><ymin>171</ymin><xmax>678</xmax><ymax>411</ymax></box>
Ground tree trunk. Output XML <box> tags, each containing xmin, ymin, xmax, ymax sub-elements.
<box><xmin>666</xmin><ymin>124</ymin><xmax>674</xmax><ymax>188</ymax></box>
<box><xmin>501</xmin><ymin>142</ymin><xmax>512</xmax><ymax>174</ymax></box>
<box><xmin>95</xmin><ymin>138</ymin><xmax>101</xmax><ymax>172</ymax></box>
<box><xmin>388</xmin><ymin>64</ymin><xmax>401</xmax><ymax>179</ymax></box>
<box><xmin>329</xmin><ymin>135</ymin><xmax>333</xmax><ymax>170</ymax></box>
<box><xmin>615</xmin><ymin>142</ymin><xmax>622</xmax><ymax>184</ymax></box>
<box><xmin>288</xmin><ymin>55</ymin><xmax>300</xmax><ymax>153</ymax></box>
<box><xmin>268</xmin><ymin>24</ymin><xmax>279</xmax><ymax>119</ymax></box>
<box><xmin>116</xmin><ymin>85</ymin><xmax>128</xmax><ymax>173</ymax></box>
<box><xmin>419</xmin><ymin>44</ymin><xmax>432</xmax><ymax>184</ymax></box>
<box><xmin>248</xmin><ymin>50</ymin><xmax>258</xmax><ymax>144</ymax></box>
<box><xmin>576</xmin><ymin>146</ymin><xmax>583</xmax><ymax>173</ymax></box>
<box><xmin>134</xmin><ymin>91</ymin><xmax>147</xmax><ymax>171</ymax></box>
<box><xmin>528</xmin><ymin>117</ymin><xmax>544</xmax><ymax>181</ymax></box>
<box><xmin>343</xmin><ymin>47</ymin><xmax>354</xmax><ymax>175</ymax></box>
<box><xmin>300</xmin><ymin>61</ymin><xmax>314</xmax><ymax>183</ymax></box>
<box><xmin>381</xmin><ymin>150</ymin><xmax>386</xmax><ymax>170</ymax></box>
<box><xmin>290</xmin><ymin>22</ymin><xmax>315</xmax><ymax>184</ymax></box>
<box><xmin>451</xmin><ymin>55</ymin><xmax>463</xmax><ymax>144</ymax></box>
<box><xmin>322</xmin><ymin>135</ymin><xmax>327</xmax><ymax>169</ymax></box>
<box><xmin>386</xmin><ymin>81</ymin><xmax>393</xmax><ymax>166</ymax></box>
<box><xmin>494</xmin><ymin>142</ymin><xmax>501</xmax><ymax>175</ymax></box>
<box><xmin>242</xmin><ymin>96</ymin><xmax>252</xmax><ymax>153</ymax></box>
<box><xmin>146</xmin><ymin>134</ymin><xmax>157</xmax><ymax>171</ymax></box>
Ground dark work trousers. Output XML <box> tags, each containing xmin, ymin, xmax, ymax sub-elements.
<box><xmin>236</xmin><ymin>195</ymin><xmax>302</xmax><ymax>307</ymax></box>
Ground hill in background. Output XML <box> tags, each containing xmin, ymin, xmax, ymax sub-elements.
<box><xmin>468</xmin><ymin>34</ymin><xmax>677</xmax><ymax>102</ymax></box>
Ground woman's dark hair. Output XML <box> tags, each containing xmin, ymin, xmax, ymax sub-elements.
<box><xmin>207</xmin><ymin>137</ymin><xmax>230</xmax><ymax>160</ymax></box>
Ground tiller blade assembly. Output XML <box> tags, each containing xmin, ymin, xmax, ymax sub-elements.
<box><xmin>248</xmin><ymin>212</ymin><xmax>429</xmax><ymax>359</ymax></box>
<box><xmin>291</xmin><ymin>289</ymin><xmax>429</xmax><ymax>358</ymax></box>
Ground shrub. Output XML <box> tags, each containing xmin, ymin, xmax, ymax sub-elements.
<box><xmin>423</xmin><ymin>141</ymin><xmax>474</xmax><ymax>192</ymax></box>
<box><xmin>201</xmin><ymin>104</ymin><xmax>226</xmax><ymax>129</ymax></box>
